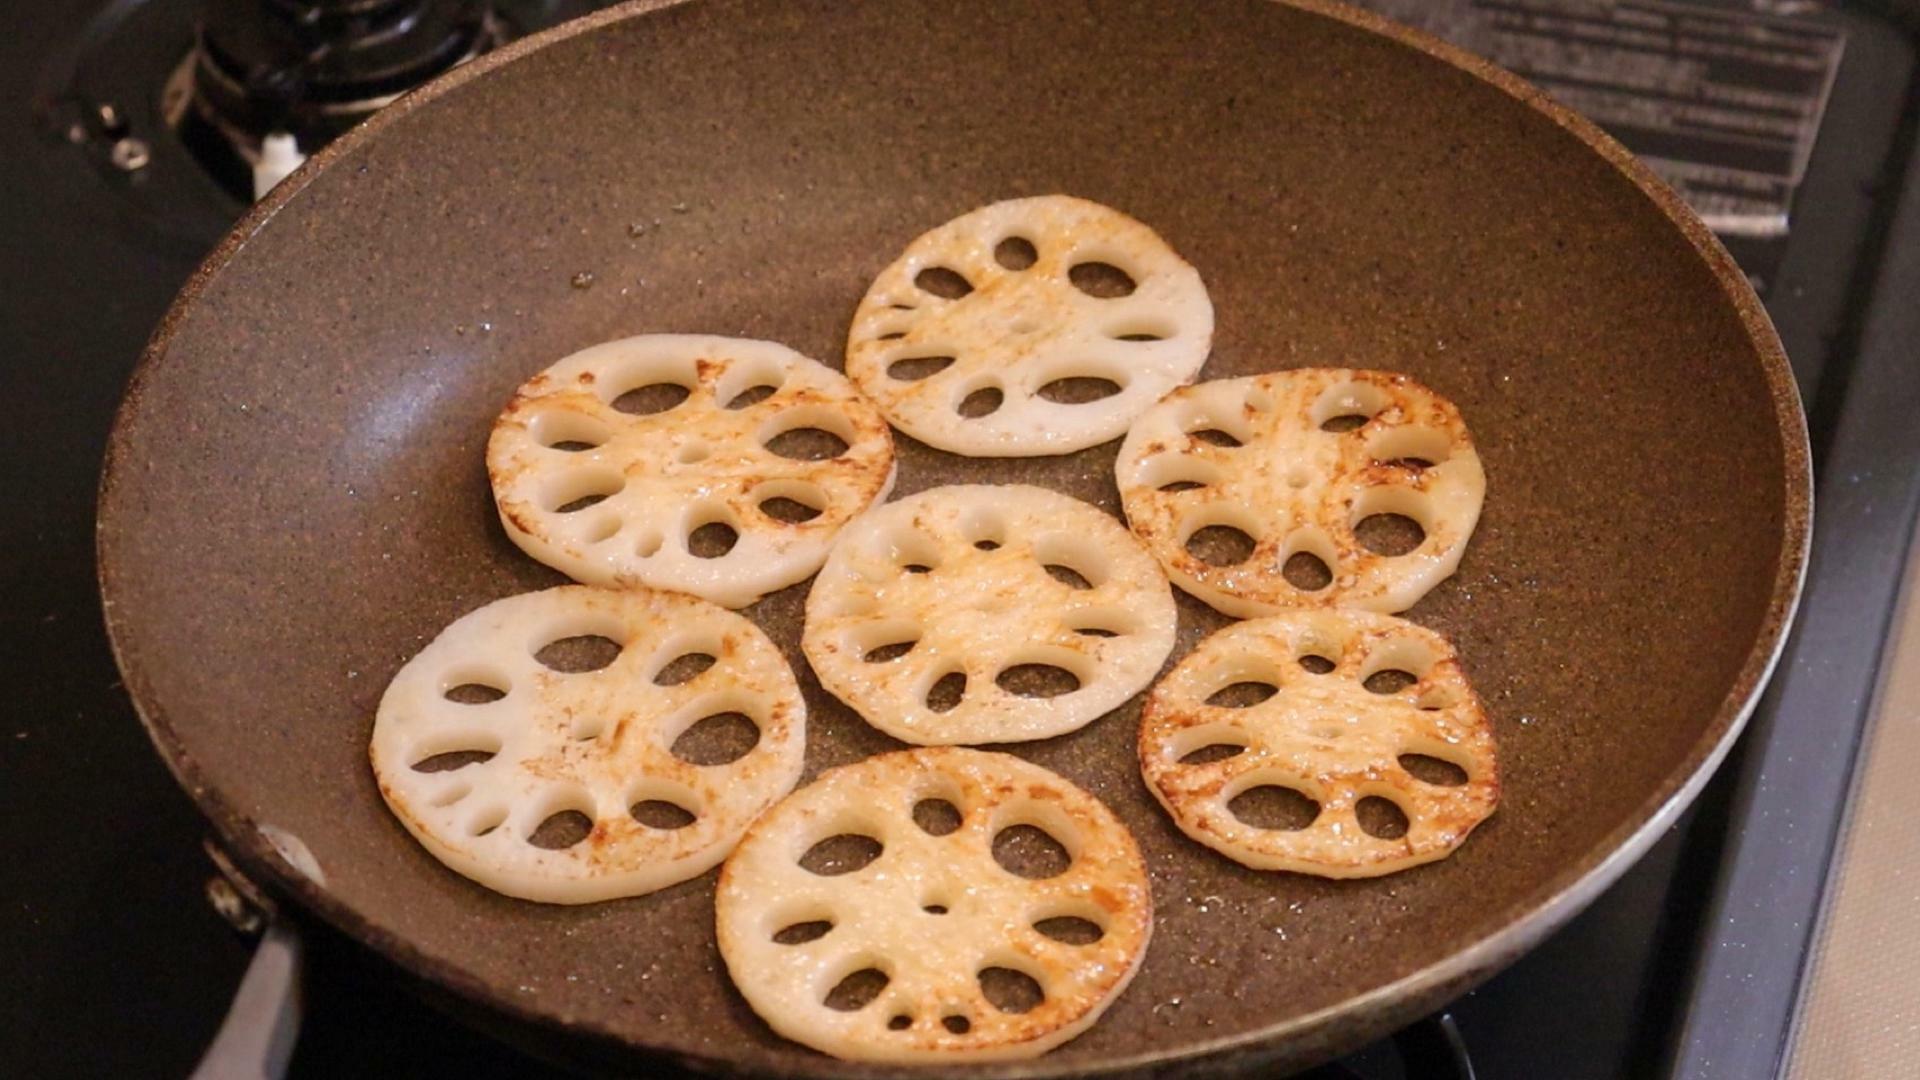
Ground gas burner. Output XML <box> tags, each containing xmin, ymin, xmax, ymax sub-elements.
<box><xmin>170</xmin><ymin>1</ymin><xmax>500</xmax><ymax>198</ymax></box>
<box><xmin>31</xmin><ymin>0</ymin><xmax>589</xmax><ymax>231</ymax></box>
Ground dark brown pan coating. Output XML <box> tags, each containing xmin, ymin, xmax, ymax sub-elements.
<box><xmin>98</xmin><ymin>1</ymin><xmax>1808</xmax><ymax>1075</ymax></box>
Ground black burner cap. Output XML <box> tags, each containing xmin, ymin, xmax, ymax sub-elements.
<box><xmin>196</xmin><ymin>0</ymin><xmax>490</xmax><ymax>137</ymax></box>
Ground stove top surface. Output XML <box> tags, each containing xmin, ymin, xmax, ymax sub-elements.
<box><xmin>5</xmin><ymin>2</ymin><xmax>1916</xmax><ymax>1078</ymax></box>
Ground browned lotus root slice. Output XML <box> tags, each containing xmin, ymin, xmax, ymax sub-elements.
<box><xmin>1139</xmin><ymin>610</ymin><xmax>1497</xmax><ymax>877</ymax></box>
<box><xmin>488</xmin><ymin>335</ymin><xmax>895</xmax><ymax>608</ymax></box>
<box><xmin>1115</xmin><ymin>369</ymin><xmax>1485</xmax><ymax>615</ymax></box>
<box><xmin>846</xmin><ymin>195</ymin><xmax>1213</xmax><ymax>456</ymax></box>
<box><xmin>802</xmin><ymin>484</ymin><xmax>1177</xmax><ymax>744</ymax></box>
<box><xmin>369</xmin><ymin>585</ymin><xmax>805</xmax><ymax>903</ymax></box>
<box><xmin>715</xmin><ymin>748</ymin><xmax>1152</xmax><ymax>1063</ymax></box>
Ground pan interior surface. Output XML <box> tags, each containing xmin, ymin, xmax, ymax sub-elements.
<box><xmin>99</xmin><ymin>0</ymin><xmax>1804</xmax><ymax>1074</ymax></box>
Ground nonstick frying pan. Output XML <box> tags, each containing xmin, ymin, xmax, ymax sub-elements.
<box><xmin>97</xmin><ymin>0</ymin><xmax>1811</xmax><ymax>1074</ymax></box>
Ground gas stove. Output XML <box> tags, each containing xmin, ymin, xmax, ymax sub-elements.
<box><xmin>5</xmin><ymin>2</ymin><xmax>1917</xmax><ymax>1077</ymax></box>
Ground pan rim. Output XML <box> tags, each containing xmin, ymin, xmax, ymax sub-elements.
<box><xmin>95</xmin><ymin>0</ymin><xmax>1813</xmax><ymax>1075</ymax></box>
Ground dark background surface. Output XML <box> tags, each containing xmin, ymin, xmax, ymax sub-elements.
<box><xmin>4</xmin><ymin>1</ymin><xmax>1916</xmax><ymax>1078</ymax></box>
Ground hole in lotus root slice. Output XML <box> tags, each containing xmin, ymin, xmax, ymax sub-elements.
<box><xmin>1068</xmin><ymin>261</ymin><xmax>1137</xmax><ymax>298</ymax></box>
<box><xmin>597</xmin><ymin>351</ymin><xmax>702</xmax><ymax>417</ymax></box>
<box><xmin>710</xmin><ymin>350</ymin><xmax>787</xmax><ymax>411</ymax></box>
<box><xmin>759</xmin><ymin>401</ymin><xmax>858</xmax><ymax>460</ymax></box>
<box><xmin>845</xmin><ymin>618</ymin><xmax>921</xmax><ymax>664</ymax></box>
<box><xmin>995</xmin><ymin>663</ymin><xmax>1082</xmax><ymax>699</ymax></box>
<box><xmin>800</xmin><ymin>834</ymin><xmax>884</xmax><ymax>876</ymax></box>
<box><xmin>1352</xmin><ymin>483</ymin><xmax>1434</xmax><ymax>559</ymax></box>
<box><xmin>528</xmin><ymin>809</ymin><xmax>594</xmax><ymax>850</ymax></box>
<box><xmin>888</xmin><ymin>355</ymin><xmax>955</xmax><ymax>382</ymax></box>
<box><xmin>541</xmin><ymin>468</ymin><xmax>624</xmax><ymax>514</ymax></box>
<box><xmin>774</xmin><ymin>919</ymin><xmax>834</xmax><ymax>945</ymax></box>
<box><xmin>1229</xmin><ymin>784</ymin><xmax>1321</xmax><ymax>831</ymax></box>
<box><xmin>1190</xmin><ymin>427</ymin><xmax>1242</xmax><ymax>448</ymax></box>
<box><xmin>1116</xmin><ymin>370</ymin><xmax>1485</xmax><ymax>615</ymax></box>
<box><xmin>1207</xmin><ymin>681</ymin><xmax>1277</xmax><ymax>708</ymax></box>
<box><xmin>845</xmin><ymin>197</ymin><xmax>1212</xmax><ymax>457</ymax></box>
<box><xmin>764</xmin><ymin>427</ymin><xmax>850</xmax><ymax>461</ymax></box>
<box><xmin>714</xmin><ymin>749</ymin><xmax>1151</xmax><ymax>1062</ymax></box>
<box><xmin>534</xmin><ymin>633</ymin><xmax>623</xmax><ymax>673</ymax></box>
<box><xmin>687</xmin><ymin>518</ymin><xmax>740</xmax><ymax>560</ymax></box>
<box><xmin>1281</xmin><ymin>528</ymin><xmax>1339</xmax><ymax>594</ymax></box>
<box><xmin>1163</xmin><ymin>719</ymin><xmax>1249</xmax><ymax>767</ymax></box>
<box><xmin>371</xmin><ymin>585</ymin><xmax>806</xmax><ymax>903</ymax></box>
<box><xmin>874</xmin><ymin>521</ymin><xmax>942</xmax><ymax>576</ymax></box>
<box><xmin>825</xmin><ymin>967</ymin><xmax>892</xmax><ymax>1012</ymax></box>
<box><xmin>488</xmin><ymin>336</ymin><xmax>894</xmax><ymax>609</ymax></box>
<box><xmin>994</xmin><ymin>236</ymin><xmax>1038</xmax><ymax>270</ymax></box>
<box><xmin>1036</xmin><ymin>375</ymin><xmax>1123</xmax><ymax>404</ymax></box>
<box><xmin>1135</xmin><ymin>451</ymin><xmax>1224</xmax><ymax>495</ymax></box>
<box><xmin>1139</xmin><ymin>610</ymin><xmax>1498</xmax><ymax>877</ymax></box>
<box><xmin>652</xmin><ymin>650</ymin><xmax>716</xmax><ymax>687</ymax></box>
<box><xmin>1400</xmin><ymin>753</ymin><xmax>1470</xmax><ymax>787</ymax></box>
<box><xmin>925</xmin><ymin>671</ymin><xmax>967</xmax><ymax>713</ymax></box>
<box><xmin>1367</xmin><ymin>424</ymin><xmax>1454</xmax><ymax>469</ymax></box>
<box><xmin>670</xmin><ymin>711</ymin><xmax>761</xmax><ymax>766</ymax></box>
<box><xmin>957</xmin><ymin>385</ymin><xmax>1004</xmax><ymax>418</ymax></box>
<box><xmin>992</xmin><ymin>823</ymin><xmax>1072</xmax><ymax>879</ymax></box>
<box><xmin>913</xmin><ymin>798</ymin><xmax>963</xmax><ymax>836</ymax></box>
<box><xmin>1364</xmin><ymin>669</ymin><xmax>1418</xmax><ymax>695</ymax></box>
<box><xmin>864</xmin><ymin>640</ymin><xmax>917</xmax><ymax>663</ymax></box>
<box><xmin>724</xmin><ymin>384</ymin><xmax>777</xmax><ymax>409</ymax></box>
<box><xmin>412</xmin><ymin>746</ymin><xmax>498</xmax><ymax>773</ymax></box>
<box><xmin>1360</xmin><ymin>633</ymin><xmax>1441</xmax><ymax>689</ymax></box>
<box><xmin>802</xmin><ymin>485</ymin><xmax>1176</xmax><ymax>745</ymax></box>
<box><xmin>631</xmin><ymin>799</ymin><xmax>697</xmax><ymax>830</ymax></box>
<box><xmin>1283</xmin><ymin>552</ymin><xmax>1333</xmax><ymax>591</ymax></box>
<box><xmin>441</xmin><ymin>665</ymin><xmax>510</xmax><ymax>704</ymax></box>
<box><xmin>979</xmin><ymin>967</ymin><xmax>1046</xmax><ymax>1014</ymax></box>
<box><xmin>1034</xmin><ymin>914</ymin><xmax>1106</xmax><ymax>945</ymax></box>
<box><xmin>612</xmin><ymin>382</ymin><xmax>691</xmax><ymax>416</ymax></box>
<box><xmin>1312</xmin><ymin>379</ymin><xmax>1392</xmax><ymax>432</ymax></box>
<box><xmin>1067</xmin><ymin>606</ymin><xmax>1138</xmax><ymax>639</ymax></box>
<box><xmin>1180</xmin><ymin>743</ymin><xmax>1245</xmax><ymax>765</ymax></box>
<box><xmin>915</xmin><ymin>266</ymin><xmax>973</xmax><ymax>299</ymax></box>
<box><xmin>1186</xmin><ymin>523</ymin><xmax>1256</xmax><ymax>567</ymax></box>
<box><xmin>958</xmin><ymin>505</ymin><xmax>1007</xmax><ymax>550</ymax></box>
<box><xmin>529</xmin><ymin>410</ymin><xmax>613</xmax><ymax>453</ymax></box>
<box><xmin>1044</xmin><ymin>563</ymin><xmax>1094</xmax><ymax>589</ymax></box>
<box><xmin>1032</xmin><ymin>533</ymin><xmax>1109</xmax><ymax>590</ymax></box>
<box><xmin>756</xmin><ymin>479</ymin><xmax>828</xmax><ymax>525</ymax></box>
<box><xmin>1356</xmin><ymin>795</ymin><xmax>1411</xmax><ymax>839</ymax></box>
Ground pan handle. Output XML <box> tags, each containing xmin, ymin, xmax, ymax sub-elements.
<box><xmin>192</xmin><ymin>842</ymin><xmax>307</xmax><ymax>1080</ymax></box>
<box><xmin>192</xmin><ymin>917</ymin><xmax>304</xmax><ymax>1080</ymax></box>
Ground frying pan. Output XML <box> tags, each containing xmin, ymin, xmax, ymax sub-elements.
<box><xmin>96</xmin><ymin>0</ymin><xmax>1811</xmax><ymax>1074</ymax></box>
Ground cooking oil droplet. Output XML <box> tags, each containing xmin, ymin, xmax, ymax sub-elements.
<box><xmin>570</xmin><ymin>271</ymin><xmax>596</xmax><ymax>289</ymax></box>
<box><xmin>627</xmin><ymin>222</ymin><xmax>647</xmax><ymax>237</ymax></box>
